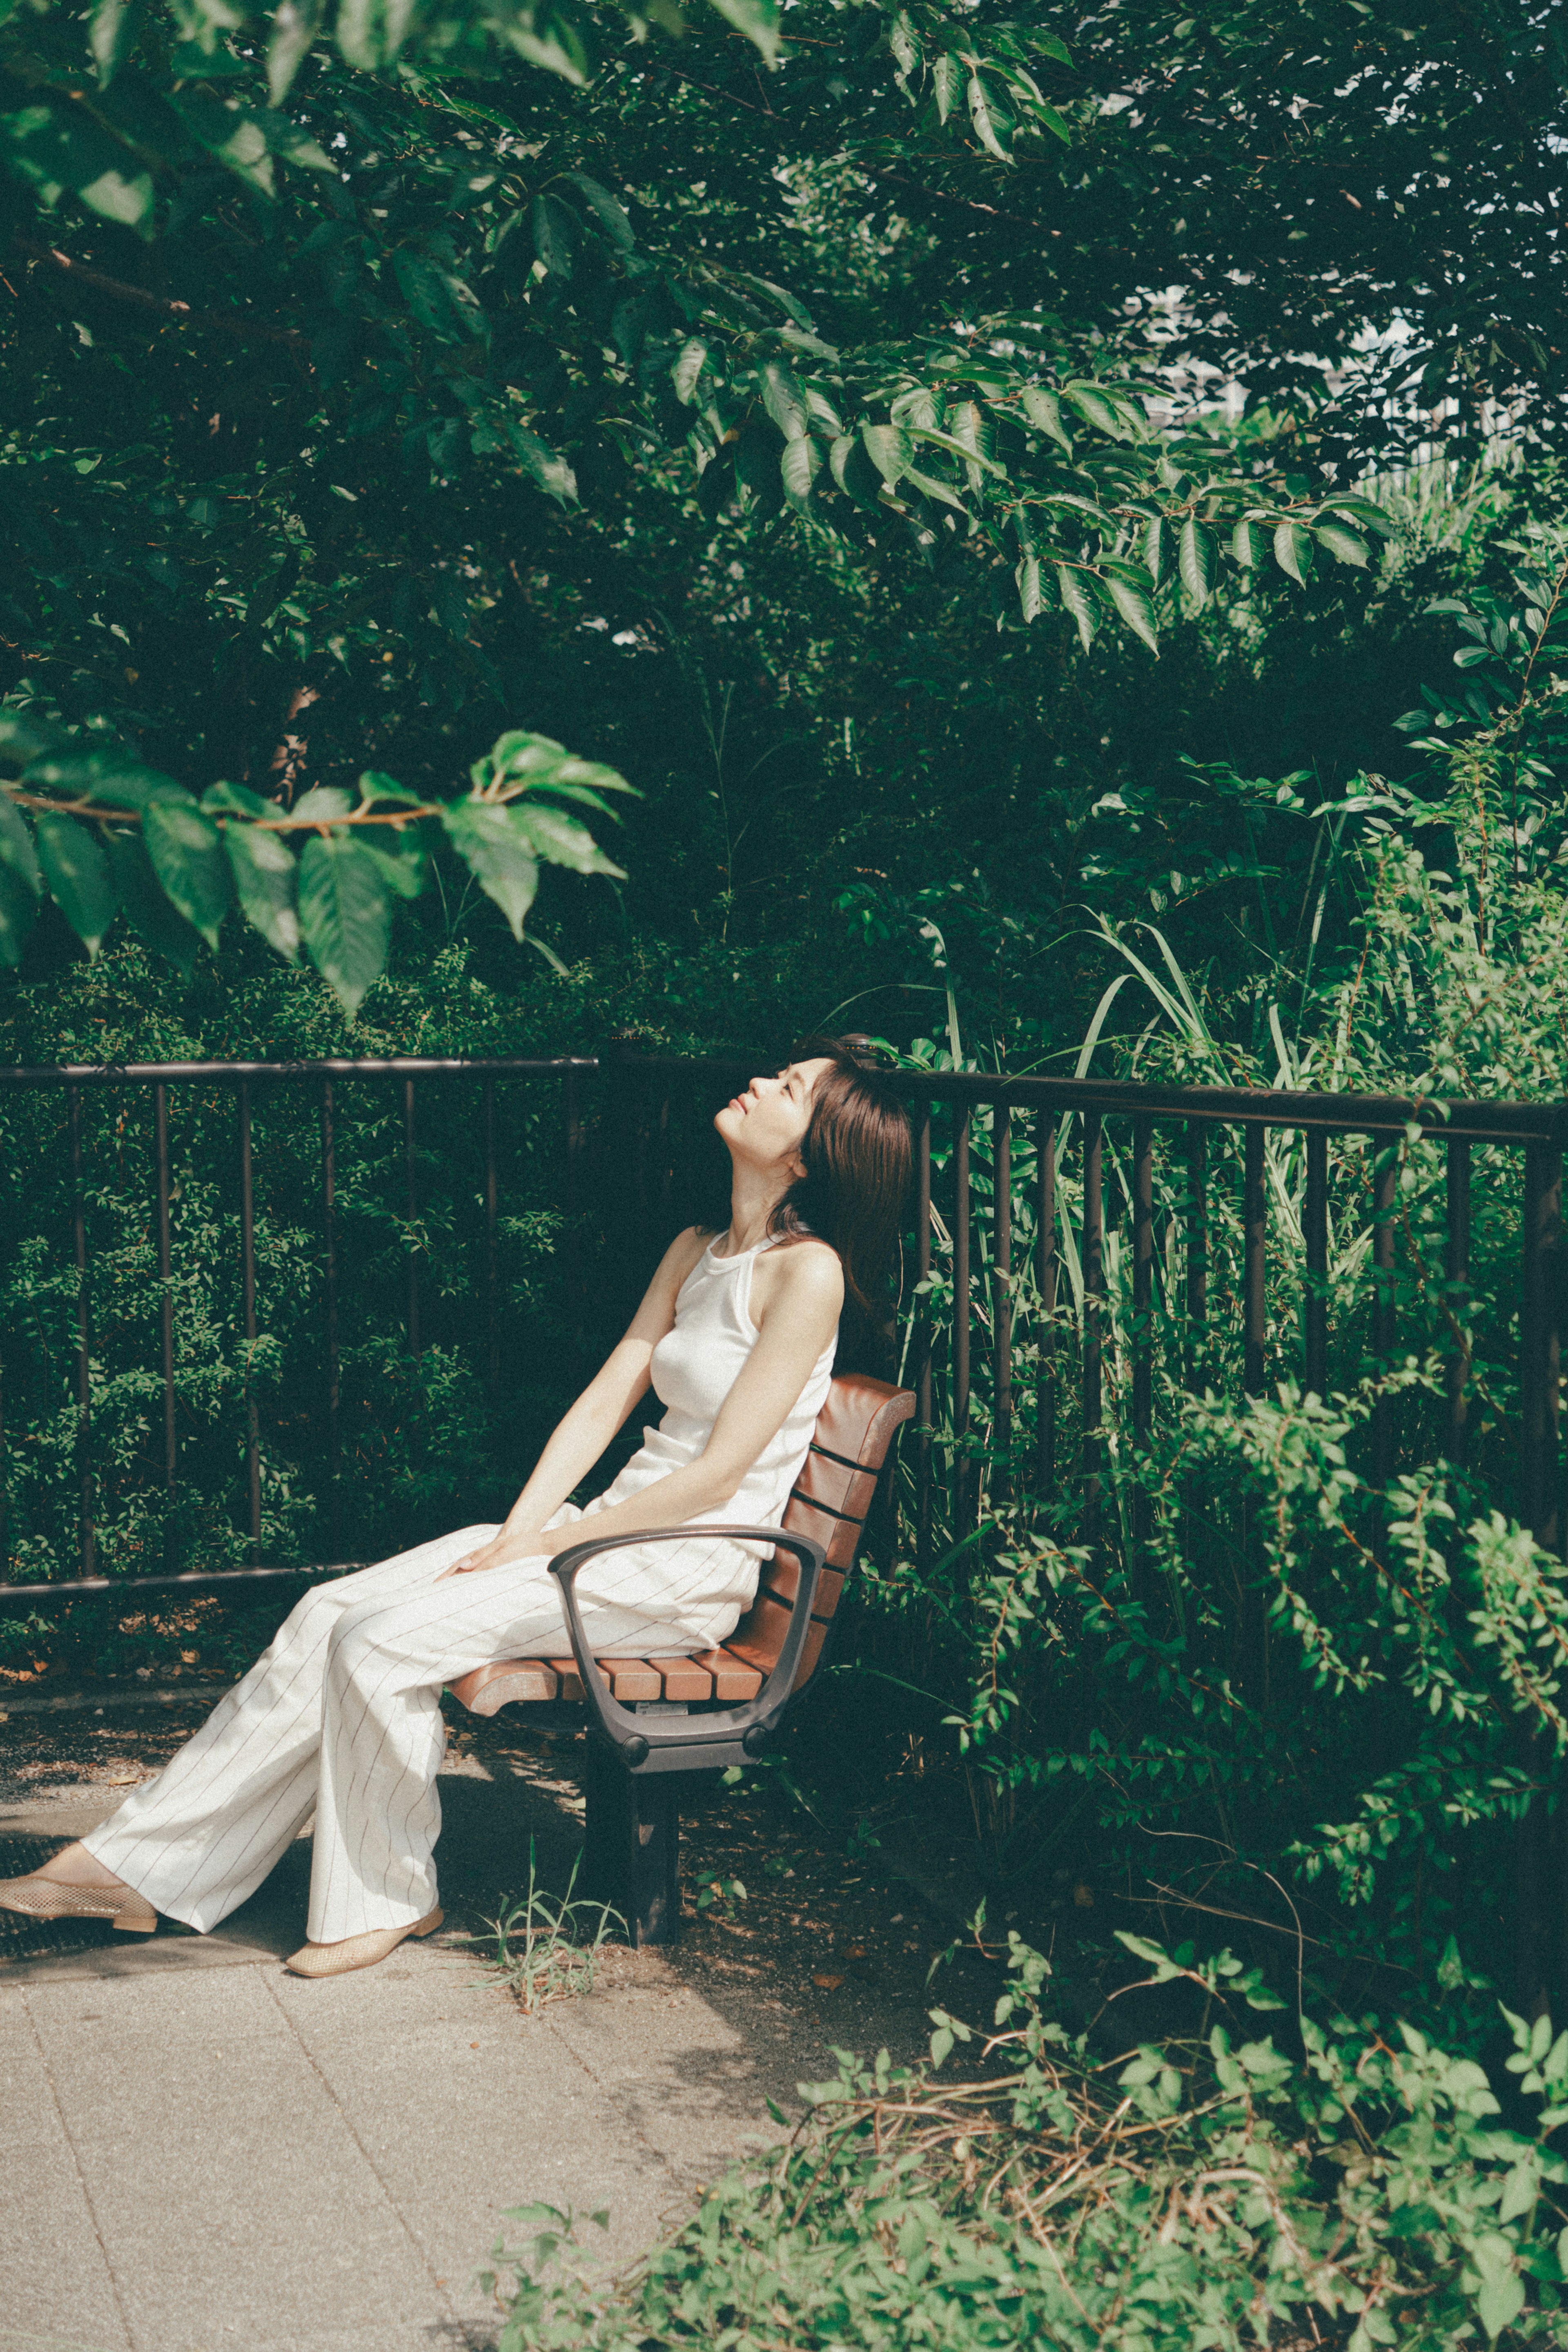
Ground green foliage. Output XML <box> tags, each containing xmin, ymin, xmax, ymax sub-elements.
<box><xmin>457</xmin><ymin>1836</ymin><xmax>623</xmax><ymax>2011</ymax></box>
<box><xmin>481</xmin><ymin>1933</ymin><xmax>1568</xmax><ymax>2352</ymax></box>
<box><xmin>0</xmin><ymin>716</ymin><xmax>632</xmax><ymax>1010</ymax></box>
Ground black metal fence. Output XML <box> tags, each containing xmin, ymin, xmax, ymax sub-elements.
<box><xmin>0</xmin><ymin>1047</ymin><xmax>1561</xmax><ymax>1596</ymax></box>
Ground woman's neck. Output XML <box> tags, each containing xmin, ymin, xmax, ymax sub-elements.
<box><xmin>721</xmin><ymin>1168</ymin><xmax>789</xmax><ymax>1256</ymax></box>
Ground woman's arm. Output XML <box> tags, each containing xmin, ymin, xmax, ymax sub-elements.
<box><xmin>439</xmin><ymin>1228</ymin><xmax>707</xmax><ymax>1577</ymax></box>
<box><xmin>450</xmin><ymin>1239</ymin><xmax>844</xmax><ymax>1573</ymax></box>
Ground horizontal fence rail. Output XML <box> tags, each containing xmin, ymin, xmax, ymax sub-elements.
<box><xmin>0</xmin><ymin>1047</ymin><xmax>1561</xmax><ymax>1600</ymax></box>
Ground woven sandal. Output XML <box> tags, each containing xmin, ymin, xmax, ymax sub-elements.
<box><xmin>284</xmin><ymin>1906</ymin><xmax>444</xmax><ymax>1978</ymax></box>
<box><xmin>0</xmin><ymin>1873</ymin><xmax>158</xmax><ymax>1933</ymax></box>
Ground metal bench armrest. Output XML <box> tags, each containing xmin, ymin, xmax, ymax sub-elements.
<box><xmin>548</xmin><ymin>1525</ymin><xmax>825</xmax><ymax>1775</ymax></box>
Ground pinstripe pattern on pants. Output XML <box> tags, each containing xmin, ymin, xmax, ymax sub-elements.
<box><xmin>81</xmin><ymin>1506</ymin><xmax>756</xmax><ymax>1942</ymax></box>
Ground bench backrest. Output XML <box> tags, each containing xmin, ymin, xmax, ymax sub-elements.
<box><xmin>722</xmin><ymin>1372</ymin><xmax>915</xmax><ymax>1695</ymax></box>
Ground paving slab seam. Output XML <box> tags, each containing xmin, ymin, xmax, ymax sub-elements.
<box><xmin>258</xmin><ymin>1966</ymin><xmax>475</xmax><ymax>2343</ymax></box>
<box><xmin>19</xmin><ymin>1989</ymin><xmax>137</xmax><ymax>2352</ymax></box>
<box><xmin>540</xmin><ymin>1998</ymin><xmax>710</xmax><ymax>2244</ymax></box>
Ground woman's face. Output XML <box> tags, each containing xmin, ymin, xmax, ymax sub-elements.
<box><xmin>714</xmin><ymin>1056</ymin><xmax>834</xmax><ymax>1182</ymax></box>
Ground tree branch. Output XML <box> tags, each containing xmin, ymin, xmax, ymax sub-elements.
<box><xmin>10</xmin><ymin>237</ymin><xmax>310</xmax><ymax>352</ymax></box>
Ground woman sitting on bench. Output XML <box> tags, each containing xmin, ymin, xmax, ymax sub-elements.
<box><xmin>0</xmin><ymin>1040</ymin><xmax>910</xmax><ymax>1977</ymax></box>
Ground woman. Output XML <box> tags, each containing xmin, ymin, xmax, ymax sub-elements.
<box><xmin>0</xmin><ymin>1041</ymin><xmax>910</xmax><ymax>1977</ymax></box>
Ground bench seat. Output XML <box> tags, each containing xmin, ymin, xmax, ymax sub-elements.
<box><xmin>448</xmin><ymin>1372</ymin><xmax>914</xmax><ymax>1946</ymax></box>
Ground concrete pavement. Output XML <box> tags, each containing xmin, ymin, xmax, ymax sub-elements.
<box><xmin>0</xmin><ymin>1726</ymin><xmax>927</xmax><ymax>2352</ymax></box>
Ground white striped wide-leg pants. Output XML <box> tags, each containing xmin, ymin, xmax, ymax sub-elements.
<box><xmin>81</xmin><ymin>1513</ymin><xmax>718</xmax><ymax>1943</ymax></box>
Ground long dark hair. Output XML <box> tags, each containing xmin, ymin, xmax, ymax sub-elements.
<box><xmin>768</xmin><ymin>1037</ymin><xmax>912</xmax><ymax>1376</ymax></box>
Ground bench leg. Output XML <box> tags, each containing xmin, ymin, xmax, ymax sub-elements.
<box><xmin>581</xmin><ymin>1743</ymin><xmax>681</xmax><ymax>1947</ymax></box>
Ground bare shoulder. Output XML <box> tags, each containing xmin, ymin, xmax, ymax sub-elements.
<box><xmin>759</xmin><ymin>1236</ymin><xmax>844</xmax><ymax>1309</ymax></box>
<box><xmin>661</xmin><ymin>1226</ymin><xmax>712</xmax><ymax>1281</ymax></box>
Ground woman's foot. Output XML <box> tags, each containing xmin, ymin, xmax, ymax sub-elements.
<box><xmin>30</xmin><ymin>1840</ymin><xmax>129</xmax><ymax>1890</ymax></box>
<box><xmin>0</xmin><ymin>1841</ymin><xmax>158</xmax><ymax>1933</ymax></box>
<box><xmin>284</xmin><ymin>1907</ymin><xmax>444</xmax><ymax>1979</ymax></box>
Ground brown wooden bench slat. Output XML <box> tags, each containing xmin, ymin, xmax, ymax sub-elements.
<box><xmin>449</xmin><ymin>1659</ymin><xmax>558</xmax><ymax>1712</ymax></box>
<box><xmin>549</xmin><ymin>1656</ymin><xmax>586</xmax><ymax>1702</ymax></box>
<box><xmin>695</xmin><ymin>1646</ymin><xmax>762</xmax><ymax>1700</ymax></box>
<box><xmin>759</xmin><ymin>1554</ymin><xmax>847</xmax><ymax>1619</ymax></box>
<box><xmin>793</xmin><ymin>1443</ymin><xmax>879</xmax><ymax>1524</ymax></box>
<box><xmin>651</xmin><ymin>1656</ymin><xmax>714</xmax><ymax>1701</ymax></box>
<box><xmin>605</xmin><ymin>1658</ymin><xmax>662</xmax><ymax>1702</ymax></box>
<box><xmin>724</xmin><ymin>1594</ymin><xmax>827</xmax><ymax>1690</ymax></box>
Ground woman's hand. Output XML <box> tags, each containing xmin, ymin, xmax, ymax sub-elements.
<box><xmin>439</xmin><ymin>1532</ymin><xmax>544</xmax><ymax>1580</ymax></box>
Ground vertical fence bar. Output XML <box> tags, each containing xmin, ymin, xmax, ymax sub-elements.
<box><xmin>1185</xmin><ymin>1122</ymin><xmax>1207</xmax><ymax>1392</ymax></box>
<box><xmin>992</xmin><ymin>1100</ymin><xmax>1012</xmax><ymax>1506</ymax></box>
<box><xmin>1036</xmin><ymin>1110</ymin><xmax>1057</xmax><ymax>1505</ymax></box>
<box><xmin>1371</xmin><ymin>1139</ymin><xmax>1397</xmax><ymax>1488</ymax></box>
<box><xmin>1082</xmin><ymin>1112</ymin><xmax>1103</xmax><ymax>1544</ymax></box>
<box><xmin>403</xmin><ymin>1077</ymin><xmax>420</xmax><ymax>1356</ymax></box>
<box><xmin>1518</xmin><ymin>1138</ymin><xmax>1563</xmax><ymax>2018</ymax></box>
<box><xmin>953</xmin><ymin>1106</ymin><xmax>971</xmax><ymax>1545</ymax></box>
<box><xmin>154</xmin><ymin>1081</ymin><xmax>176</xmax><ymax>1562</ymax></box>
<box><xmin>564</xmin><ymin>1062</ymin><xmax>585</xmax><ymax>1352</ymax></box>
<box><xmin>320</xmin><ymin>1080</ymin><xmax>340</xmax><ymax>1552</ymax></box>
<box><xmin>1305</xmin><ymin>1130</ymin><xmax>1328</xmax><ymax>1400</ymax></box>
<box><xmin>1521</xmin><ymin>1139</ymin><xmax>1563</xmax><ymax>1549</ymax></box>
<box><xmin>69</xmin><ymin>1086</ymin><xmax>94</xmax><ymax>1578</ymax></box>
<box><xmin>484</xmin><ymin>1075</ymin><xmax>499</xmax><ymax>1395</ymax></box>
<box><xmin>1244</xmin><ymin>1122</ymin><xmax>1266</xmax><ymax>1400</ymax></box>
<box><xmin>1132</xmin><ymin>1118</ymin><xmax>1154</xmax><ymax>1554</ymax></box>
<box><xmin>915</xmin><ymin>1103</ymin><xmax>933</xmax><ymax>1582</ymax></box>
<box><xmin>238</xmin><ymin>1079</ymin><xmax>261</xmax><ymax>1557</ymax></box>
<box><xmin>1446</xmin><ymin>1137</ymin><xmax>1471</xmax><ymax>1461</ymax></box>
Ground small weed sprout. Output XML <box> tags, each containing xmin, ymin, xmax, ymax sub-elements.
<box><xmin>460</xmin><ymin>1839</ymin><xmax>624</xmax><ymax>2013</ymax></box>
<box><xmin>693</xmin><ymin>1867</ymin><xmax>747</xmax><ymax>1915</ymax></box>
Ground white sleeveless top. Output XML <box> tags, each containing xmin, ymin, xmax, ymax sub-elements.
<box><xmin>555</xmin><ymin>1233</ymin><xmax>838</xmax><ymax>1654</ymax></box>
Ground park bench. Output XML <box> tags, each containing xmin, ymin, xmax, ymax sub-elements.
<box><xmin>449</xmin><ymin>1371</ymin><xmax>915</xmax><ymax>1945</ymax></box>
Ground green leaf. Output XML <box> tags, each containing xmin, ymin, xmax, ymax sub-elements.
<box><xmin>91</xmin><ymin>0</ymin><xmax>137</xmax><ymax>89</ymax></box>
<box><xmin>1062</xmin><ymin>383</ymin><xmax>1131</xmax><ymax>439</ymax></box>
<box><xmin>829</xmin><ymin>435</ymin><xmax>884</xmax><ymax>513</ymax></box>
<box><xmin>267</xmin><ymin>0</ymin><xmax>325</xmax><ymax>102</ymax></box>
<box><xmin>144</xmin><ymin>800</ymin><xmax>236</xmax><ymax>951</ymax></box>
<box><xmin>780</xmin><ymin>435</ymin><xmax>823</xmax><ymax>507</ymax></box>
<box><xmin>506</xmin><ymin>421</ymin><xmax>578</xmax><ymax>506</ymax></box>
<box><xmin>967</xmin><ymin>73</ymin><xmax>1011</xmax><ymax>163</ymax></box>
<box><xmin>0</xmin><ymin>794</ymin><xmax>42</xmax><ymax>898</ymax></box>
<box><xmin>1056</xmin><ymin>564</ymin><xmax>1098</xmax><ymax>650</ymax></box>
<box><xmin>0</xmin><ymin>798</ymin><xmax>40</xmax><ymax>968</ymax></box>
<box><xmin>1315</xmin><ymin>522</ymin><xmax>1370</xmax><ymax>567</ymax></box>
<box><xmin>297</xmin><ymin>833</ymin><xmax>391</xmax><ymax>1016</ymax></box>
<box><xmin>359</xmin><ymin>832</ymin><xmax>425</xmax><ymax>901</ymax></box>
<box><xmin>492</xmin><ymin>1</ymin><xmax>592</xmax><ymax>82</ymax></box>
<box><xmin>564</xmin><ymin>169</ymin><xmax>634</xmax><ymax>251</ymax></box>
<box><xmin>0</xmin><ymin>860</ymin><xmax>37</xmax><ymax>968</ymax></box>
<box><xmin>2</xmin><ymin>101</ymin><xmax>155</xmax><ymax>232</ymax></box>
<box><xmin>34</xmin><ymin>814</ymin><xmax>118</xmax><ymax>956</ymax></box>
<box><xmin>860</xmin><ymin>423</ymin><xmax>913</xmax><ymax>486</ymax></box>
<box><xmin>394</xmin><ymin>251</ymin><xmax>481</xmax><ymax>340</ymax></box>
<box><xmin>102</xmin><ymin>827</ymin><xmax>201</xmax><ymax>975</ymax></box>
<box><xmin>1179</xmin><ymin>518</ymin><xmax>1215</xmax><ymax>606</ymax></box>
<box><xmin>532</xmin><ymin>191</ymin><xmax>578</xmax><ymax>280</ymax></box>
<box><xmin>169</xmin><ymin>89</ymin><xmax>275</xmax><ymax>198</ymax></box>
<box><xmin>1232</xmin><ymin>518</ymin><xmax>1264</xmax><ymax>568</ymax></box>
<box><xmin>1106</xmin><ymin>574</ymin><xmax>1159</xmax><ymax>653</ymax></box>
<box><xmin>761</xmin><ymin>360</ymin><xmax>809</xmax><ymax>442</ymax></box>
<box><xmin>290</xmin><ymin>786</ymin><xmax>355</xmax><ymax>824</ymax></box>
<box><xmin>672</xmin><ymin>338</ymin><xmax>708</xmax><ymax>405</ymax></box>
<box><xmin>440</xmin><ymin>801</ymin><xmax>540</xmax><ymax>939</ymax></box>
<box><xmin>1016</xmin><ymin>555</ymin><xmax>1042</xmax><ymax>622</ymax></box>
<box><xmin>1018</xmin><ymin>387</ymin><xmax>1072</xmax><ymax>451</ymax></box>
<box><xmin>335</xmin><ymin>0</ymin><xmax>420</xmax><ymax>72</ymax></box>
<box><xmin>931</xmin><ymin>51</ymin><xmax>960</xmax><ymax>123</ymax></box>
<box><xmin>911</xmin><ymin>422</ymin><xmax>1006</xmax><ymax>480</ymax></box>
<box><xmin>703</xmin><ymin>0</ymin><xmax>778</xmax><ymax>62</ymax></box>
<box><xmin>511</xmin><ymin>803</ymin><xmax>626</xmax><ymax>877</ymax></box>
<box><xmin>225</xmin><ymin>823</ymin><xmax>301</xmax><ymax>962</ymax></box>
<box><xmin>1273</xmin><ymin>520</ymin><xmax>1314</xmax><ymax>585</ymax></box>
<box><xmin>900</xmin><ymin>465</ymin><xmax>968</xmax><ymax>515</ymax></box>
